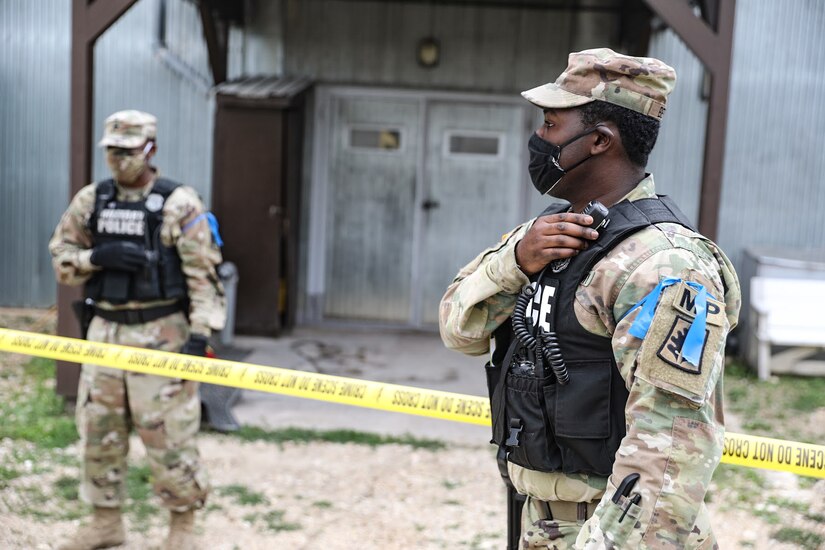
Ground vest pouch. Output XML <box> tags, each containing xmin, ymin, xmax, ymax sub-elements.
<box><xmin>486</xmin><ymin>361</ymin><xmax>506</xmax><ymax>444</ymax></box>
<box><xmin>132</xmin><ymin>253</ymin><xmax>162</xmax><ymax>300</ymax></box>
<box><xmin>100</xmin><ymin>271</ymin><xmax>131</xmax><ymax>304</ymax></box>
<box><xmin>159</xmin><ymin>246</ymin><xmax>187</xmax><ymax>300</ymax></box>
<box><xmin>503</xmin><ymin>372</ymin><xmax>561</xmax><ymax>471</ymax></box>
<box><xmin>550</xmin><ymin>360</ymin><xmax>617</xmax><ymax>475</ymax></box>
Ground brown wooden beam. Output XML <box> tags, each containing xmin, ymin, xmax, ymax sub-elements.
<box><xmin>59</xmin><ymin>0</ymin><xmax>139</xmax><ymax>397</ymax></box>
<box><xmin>198</xmin><ymin>0</ymin><xmax>228</xmax><ymax>85</ymax></box>
<box><xmin>643</xmin><ymin>0</ymin><xmax>736</xmax><ymax>240</ymax></box>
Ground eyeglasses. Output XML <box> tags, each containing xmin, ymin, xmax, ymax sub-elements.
<box><xmin>106</xmin><ymin>142</ymin><xmax>153</xmax><ymax>156</ymax></box>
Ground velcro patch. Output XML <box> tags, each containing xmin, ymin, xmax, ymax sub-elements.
<box><xmin>635</xmin><ymin>284</ymin><xmax>728</xmax><ymax>407</ymax></box>
<box><xmin>656</xmin><ymin>315</ymin><xmax>707</xmax><ymax>374</ymax></box>
<box><xmin>671</xmin><ymin>281</ymin><xmax>725</xmax><ymax>327</ymax></box>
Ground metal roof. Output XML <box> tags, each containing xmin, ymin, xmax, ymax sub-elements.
<box><xmin>215</xmin><ymin>76</ymin><xmax>314</xmax><ymax>106</ymax></box>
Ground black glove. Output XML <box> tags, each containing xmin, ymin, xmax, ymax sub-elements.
<box><xmin>181</xmin><ymin>334</ymin><xmax>209</xmax><ymax>357</ymax></box>
<box><xmin>90</xmin><ymin>241</ymin><xmax>148</xmax><ymax>272</ymax></box>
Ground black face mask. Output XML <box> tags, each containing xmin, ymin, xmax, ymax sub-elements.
<box><xmin>527</xmin><ymin>129</ymin><xmax>597</xmax><ymax>195</ymax></box>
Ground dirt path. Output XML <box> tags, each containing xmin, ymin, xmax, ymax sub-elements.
<box><xmin>2</xmin><ymin>433</ymin><xmax>823</xmax><ymax>549</ymax></box>
<box><xmin>2</xmin><ymin>308</ymin><xmax>824</xmax><ymax>549</ymax></box>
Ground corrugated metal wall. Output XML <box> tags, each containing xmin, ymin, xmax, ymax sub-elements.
<box><xmin>268</xmin><ymin>0</ymin><xmax>623</xmax><ymax>93</ymax></box>
<box><xmin>648</xmin><ymin>0</ymin><xmax>825</xmax><ymax>268</ymax></box>
<box><xmin>0</xmin><ymin>0</ymin><xmax>71</xmax><ymax>307</ymax></box>
<box><xmin>716</xmin><ymin>0</ymin><xmax>825</xmax><ymax>267</ymax></box>
<box><xmin>0</xmin><ymin>0</ymin><xmax>215</xmax><ymax>307</ymax></box>
<box><xmin>646</xmin><ymin>29</ymin><xmax>707</xmax><ymax>224</ymax></box>
<box><xmin>93</xmin><ymin>0</ymin><xmax>214</xmax><ymax>201</ymax></box>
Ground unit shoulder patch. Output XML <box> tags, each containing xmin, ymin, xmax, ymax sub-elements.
<box><xmin>656</xmin><ymin>314</ymin><xmax>707</xmax><ymax>374</ymax></box>
<box><xmin>635</xmin><ymin>282</ymin><xmax>728</xmax><ymax>407</ymax></box>
<box><xmin>671</xmin><ymin>281</ymin><xmax>725</xmax><ymax>327</ymax></box>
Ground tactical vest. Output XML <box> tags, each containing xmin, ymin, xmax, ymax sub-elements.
<box><xmin>487</xmin><ymin>195</ymin><xmax>695</xmax><ymax>476</ymax></box>
<box><xmin>85</xmin><ymin>178</ymin><xmax>187</xmax><ymax>304</ymax></box>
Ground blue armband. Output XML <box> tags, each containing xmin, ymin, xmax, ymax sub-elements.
<box><xmin>624</xmin><ymin>277</ymin><xmax>714</xmax><ymax>367</ymax></box>
<box><xmin>182</xmin><ymin>212</ymin><xmax>224</xmax><ymax>247</ymax></box>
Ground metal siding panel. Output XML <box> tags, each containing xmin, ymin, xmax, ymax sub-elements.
<box><xmin>93</xmin><ymin>0</ymin><xmax>214</xmax><ymax>204</ymax></box>
<box><xmin>0</xmin><ymin>0</ymin><xmax>214</xmax><ymax>307</ymax></box>
<box><xmin>646</xmin><ymin>30</ymin><xmax>707</xmax><ymax>225</ymax></box>
<box><xmin>0</xmin><ymin>0</ymin><xmax>71</xmax><ymax>307</ymax></box>
<box><xmin>717</xmin><ymin>0</ymin><xmax>825</xmax><ymax>268</ymax></box>
<box><xmin>647</xmin><ymin>0</ymin><xmax>825</xmax><ymax>271</ymax></box>
<box><xmin>281</xmin><ymin>1</ymin><xmax>619</xmax><ymax>93</ymax></box>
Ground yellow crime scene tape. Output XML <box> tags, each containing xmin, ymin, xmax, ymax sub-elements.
<box><xmin>1</xmin><ymin>327</ymin><xmax>823</xmax><ymax>479</ymax></box>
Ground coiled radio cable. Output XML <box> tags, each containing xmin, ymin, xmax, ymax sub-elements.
<box><xmin>511</xmin><ymin>282</ymin><xmax>570</xmax><ymax>385</ymax></box>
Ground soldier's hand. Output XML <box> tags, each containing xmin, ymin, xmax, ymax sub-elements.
<box><xmin>90</xmin><ymin>241</ymin><xmax>149</xmax><ymax>272</ymax></box>
<box><xmin>515</xmin><ymin>212</ymin><xmax>600</xmax><ymax>275</ymax></box>
<box><xmin>181</xmin><ymin>334</ymin><xmax>209</xmax><ymax>357</ymax></box>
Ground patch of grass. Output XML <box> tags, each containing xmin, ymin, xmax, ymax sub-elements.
<box><xmin>311</xmin><ymin>500</ymin><xmax>332</xmax><ymax>509</ymax></box>
<box><xmin>0</xmin><ymin>358</ymin><xmax>77</xmax><ymax>448</ymax></box>
<box><xmin>54</xmin><ymin>475</ymin><xmax>80</xmax><ymax>501</ymax></box>
<box><xmin>804</xmin><ymin>512</ymin><xmax>825</xmax><ymax>523</ymax></box>
<box><xmin>442</xmin><ymin>479</ymin><xmax>462</xmax><ymax>490</ymax></box>
<box><xmin>771</xmin><ymin>527</ymin><xmax>824</xmax><ymax>547</ymax></box>
<box><xmin>229</xmin><ymin>426</ymin><xmax>445</xmax><ymax>450</ymax></box>
<box><xmin>260</xmin><ymin>510</ymin><xmax>301</xmax><ymax>533</ymax></box>
<box><xmin>724</xmin><ymin>361</ymin><xmax>825</xmax><ymax>439</ymax></box>
<box><xmin>0</xmin><ymin>465</ymin><xmax>22</xmax><ymax>488</ymax></box>
<box><xmin>741</xmin><ymin>420</ymin><xmax>773</xmax><ymax>432</ymax></box>
<box><xmin>26</xmin><ymin>356</ymin><xmax>59</xmax><ymax>384</ymax></box>
<box><xmin>766</xmin><ymin>496</ymin><xmax>811</xmax><ymax>515</ymax></box>
<box><xmin>443</xmin><ymin>499</ymin><xmax>461</xmax><ymax>506</ymax></box>
<box><xmin>216</xmin><ymin>484</ymin><xmax>269</xmax><ymax>506</ymax></box>
<box><xmin>124</xmin><ymin>464</ymin><xmax>159</xmax><ymax>532</ymax></box>
<box><xmin>708</xmin><ymin>463</ymin><xmax>767</xmax><ymax>505</ymax></box>
<box><xmin>753</xmin><ymin>507</ymin><xmax>781</xmax><ymax>525</ymax></box>
<box><xmin>243</xmin><ymin>510</ymin><xmax>301</xmax><ymax>533</ymax></box>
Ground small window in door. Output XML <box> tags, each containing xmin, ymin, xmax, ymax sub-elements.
<box><xmin>348</xmin><ymin>126</ymin><xmax>402</xmax><ymax>152</ymax></box>
<box><xmin>445</xmin><ymin>131</ymin><xmax>502</xmax><ymax>158</ymax></box>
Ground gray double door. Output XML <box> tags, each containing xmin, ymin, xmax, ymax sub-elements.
<box><xmin>323</xmin><ymin>91</ymin><xmax>527</xmax><ymax>327</ymax></box>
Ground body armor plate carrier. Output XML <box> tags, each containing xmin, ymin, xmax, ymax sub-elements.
<box><xmin>486</xmin><ymin>196</ymin><xmax>695</xmax><ymax>476</ymax></box>
<box><xmin>85</xmin><ymin>178</ymin><xmax>187</xmax><ymax>305</ymax></box>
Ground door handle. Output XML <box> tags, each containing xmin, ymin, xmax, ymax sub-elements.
<box><xmin>422</xmin><ymin>199</ymin><xmax>440</xmax><ymax>210</ymax></box>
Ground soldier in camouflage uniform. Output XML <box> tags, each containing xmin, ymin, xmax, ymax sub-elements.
<box><xmin>439</xmin><ymin>49</ymin><xmax>741</xmax><ymax>549</ymax></box>
<box><xmin>49</xmin><ymin>110</ymin><xmax>225</xmax><ymax>550</ymax></box>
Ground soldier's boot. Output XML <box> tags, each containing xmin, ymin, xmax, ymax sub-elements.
<box><xmin>58</xmin><ymin>506</ymin><xmax>125</xmax><ymax>550</ymax></box>
<box><xmin>162</xmin><ymin>509</ymin><xmax>197</xmax><ymax>550</ymax></box>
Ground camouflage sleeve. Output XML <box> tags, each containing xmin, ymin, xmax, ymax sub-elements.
<box><xmin>438</xmin><ymin>221</ymin><xmax>532</xmax><ymax>356</ymax></box>
<box><xmin>162</xmin><ymin>186</ymin><xmax>225</xmax><ymax>336</ymax></box>
<box><xmin>574</xmin><ymin>229</ymin><xmax>741</xmax><ymax>548</ymax></box>
<box><xmin>48</xmin><ymin>184</ymin><xmax>100</xmax><ymax>286</ymax></box>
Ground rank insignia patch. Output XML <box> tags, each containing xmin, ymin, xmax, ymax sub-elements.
<box><xmin>657</xmin><ymin>314</ymin><xmax>708</xmax><ymax>374</ymax></box>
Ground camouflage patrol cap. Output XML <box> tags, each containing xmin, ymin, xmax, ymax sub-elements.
<box><xmin>98</xmin><ymin>110</ymin><xmax>157</xmax><ymax>148</ymax></box>
<box><xmin>521</xmin><ymin>48</ymin><xmax>676</xmax><ymax>121</ymax></box>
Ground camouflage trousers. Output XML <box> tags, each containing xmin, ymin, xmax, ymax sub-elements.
<box><xmin>520</xmin><ymin>496</ymin><xmax>588</xmax><ymax>549</ymax></box>
<box><xmin>522</xmin><ymin>496</ymin><xmax>718</xmax><ymax>549</ymax></box>
<box><xmin>76</xmin><ymin>312</ymin><xmax>208</xmax><ymax>512</ymax></box>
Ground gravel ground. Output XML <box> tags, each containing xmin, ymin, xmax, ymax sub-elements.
<box><xmin>2</xmin><ymin>308</ymin><xmax>824</xmax><ymax>549</ymax></box>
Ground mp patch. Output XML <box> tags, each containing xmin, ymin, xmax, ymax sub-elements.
<box><xmin>656</xmin><ymin>314</ymin><xmax>708</xmax><ymax>374</ymax></box>
<box><xmin>671</xmin><ymin>281</ymin><xmax>725</xmax><ymax>327</ymax></box>
<box><xmin>635</xmin><ymin>282</ymin><xmax>728</xmax><ymax>407</ymax></box>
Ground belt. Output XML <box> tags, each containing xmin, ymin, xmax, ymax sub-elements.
<box><xmin>93</xmin><ymin>303</ymin><xmax>183</xmax><ymax>325</ymax></box>
<box><xmin>534</xmin><ymin>498</ymin><xmax>598</xmax><ymax>523</ymax></box>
